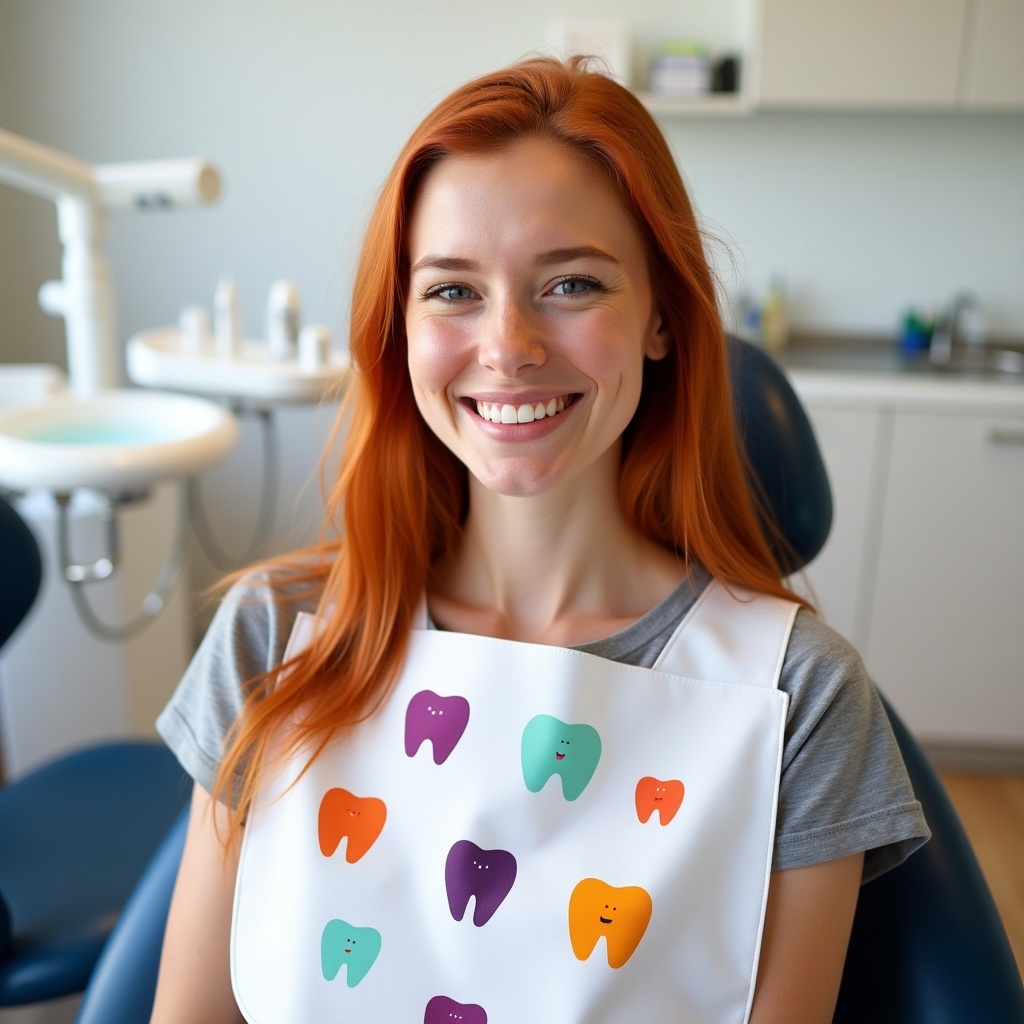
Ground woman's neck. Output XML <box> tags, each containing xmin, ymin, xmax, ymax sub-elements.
<box><xmin>428</xmin><ymin>472</ymin><xmax>686</xmax><ymax>646</ymax></box>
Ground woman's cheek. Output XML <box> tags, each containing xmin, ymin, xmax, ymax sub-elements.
<box><xmin>407</xmin><ymin>319</ymin><xmax>469</xmax><ymax>395</ymax></box>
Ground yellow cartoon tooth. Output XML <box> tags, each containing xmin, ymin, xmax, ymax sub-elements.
<box><xmin>568</xmin><ymin>878</ymin><xmax>653</xmax><ymax>969</ymax></box>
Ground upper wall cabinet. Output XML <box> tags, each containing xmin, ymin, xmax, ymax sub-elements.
<box><xmin>756</xmin><ymin>0</ymin><xmax>968</xmax><ymax>108</ymax></box>
<box><xmin>751</xmin><ymin>0</ymin><xmax>1024</xmax><ymax>110</ymax></box>
<box><xmin>962</xmin><ymin>0</ymin><xmax>1024</xmax><ymax>108</ymax></box>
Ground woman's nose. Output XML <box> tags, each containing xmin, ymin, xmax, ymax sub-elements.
<box><xmin>478</xmin><ymin>300</ymin><xmax>546</xmax><ymax>375</ymax></box>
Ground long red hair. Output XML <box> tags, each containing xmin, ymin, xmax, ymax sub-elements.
<box><xmin>213</xmin><ymin>56</ymin><xmax>803</xmax><ymax>837</ymax></box>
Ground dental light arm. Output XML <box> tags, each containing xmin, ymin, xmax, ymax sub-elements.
<box><xmin>0</xmin><ymin>126</ymin><xmax>221</xmax><ymax>396</ymax></box>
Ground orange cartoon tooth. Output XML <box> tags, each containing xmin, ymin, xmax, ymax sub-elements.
<box><xmin>318</xmin><ymin>788</ymin><xmax>387</xmax><ymax>863</ymax></box>
<box><xmin>635</xmin><ymin>776</ymin><xmax>685</xmax><ymax>826</ymax></box>
<box><xmin>568</xmin><ymin>878</ymin><xmax>653</xmax><ymax>969</ymax></box>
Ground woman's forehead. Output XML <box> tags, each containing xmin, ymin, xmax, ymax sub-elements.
<box><xmin>406</xmin><ymin>137</ymin><xmax>645</xmax><ymax>265</ymax></box>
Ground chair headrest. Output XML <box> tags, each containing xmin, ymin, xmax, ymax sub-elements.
<box><xmin>727</xmin><ymin>336</ymin><xmax>833</xmax><ymax>574</ymax></box>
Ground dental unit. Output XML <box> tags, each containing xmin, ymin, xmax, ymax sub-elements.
<box><xmin>0</xmin><ymin>128</ymin><xmax>349</xmax><ymax>638</ymax></box>
<box><xmin>0</xmin><ymin>127</ymin><xmax>347</xmax><ymax>777</ymax></box>
<box><xmin>0</xmin><ymin>127</ymin><xmax>237</xmax><ymax>639</ymax></box>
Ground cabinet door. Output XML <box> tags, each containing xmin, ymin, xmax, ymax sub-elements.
<box><xmin>758</xmin><ymin>0</ymin><xmax>967</xmax><ymax>108</ymax></box>
<box><xmin>864</xmin><ymin>410</ymin><xmax>1024</xmax><ymax>744</ymax></box>
<box><xmin>790</xmin><ymin>402</ymin><xmax>887</xmax><ymax>646</ymax></box>
<box><xmin>961</xmin><ymin>0</ymin><xmax>1024</xmax><ymax>108</ymax></box>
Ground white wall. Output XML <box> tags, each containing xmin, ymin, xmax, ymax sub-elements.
<box><xmin>1</xmin><ymin>0</ymin><xmax>1022</xmax><ymax>616</ymax></box>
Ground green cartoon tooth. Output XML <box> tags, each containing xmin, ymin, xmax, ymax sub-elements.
<box><xmin>521</xmin><ymin>714</ymin><xmax>602</xmax><ymax>801</ymax></box>
<box><xmin>321</xmin><ymin>919</ymin><xmax>381</xmax><ymax>987</ymax></box>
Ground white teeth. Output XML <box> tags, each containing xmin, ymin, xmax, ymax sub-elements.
<box><xmin>474</xmin><ymin>397</ymin><xmax>571</xmax><ymax>423</ymax></box>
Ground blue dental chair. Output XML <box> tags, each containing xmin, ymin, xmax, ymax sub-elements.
<box><xmin>71</xmin><ymin>337</ymin><xmax>1023</xmax><ymax>1022</ymax></box>
<box><xmin>0</xmin><ymin>493</ymin><xmax>192</xmax><ymax>1008</ymax></box>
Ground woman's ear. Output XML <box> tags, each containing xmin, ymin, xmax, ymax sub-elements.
<box><xmin>644</xmin><ymin>307</ymin><xmax>672</xmax><ymax>361</ymax></box>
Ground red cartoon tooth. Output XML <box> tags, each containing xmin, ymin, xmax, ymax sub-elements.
<box><xmin>318</xmin><ymin>788</ymin><xmax>387</xmax><ymax>863</ymax></box>
<box><xmin>634</xmin><ymin>776</ymin><xmax>684</xmax><ymax>826</ymax></box>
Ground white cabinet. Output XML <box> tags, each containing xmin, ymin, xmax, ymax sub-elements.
<box><xmin>864</xmin><ymin>409</ymin><xmax>1024</xmax><ymax>744</ymax></box>
<box><xmin>748</xmin><ymin>0</ymin><xmax>1024</xmax><ymax>110</ymax></box>
<box><xmin>790</xmin><ymin>403</ymin><xmax>887</xmax><ymax>644</ymax></box>
<box><xmin>757</xmin><ymin>0</ymin><xmax>968</xmax><ymax>109</ymax></box>
<box><xmin>791</xmin><ymin>378</ymin><xmax>1024</xmax><ymax>748</ymax></box>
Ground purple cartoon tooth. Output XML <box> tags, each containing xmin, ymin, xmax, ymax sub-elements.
<box><xmin>405</xmin><ymin>690</ymin><xmax>470</xmax><ymax>765</ymax></box>
<box><xmin>445</xmin><ymin>840</ymin><xmax>517</xmax><ymax>927</ymax></box>
<box><xmin>424</xmin><ymin>994</ymin><xmax>488</xmax><ymax>1023</ymax></box>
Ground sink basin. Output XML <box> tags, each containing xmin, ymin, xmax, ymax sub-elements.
<box><xmin>0</xmin><ymin>389</ymin><xmax>238</xmax><ymax>494</ymax></box>
<box><xmin>933</xmin><ymin>347</ymin><xmax>1024</xmax><ymax>377</ymax></box>
<box><xmin>126</xmin><ymin>328</ymin><xmax>350</xmax><ymax>403</ymax></box>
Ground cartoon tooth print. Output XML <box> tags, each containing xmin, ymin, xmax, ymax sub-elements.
<box><xmin>635</xmin><ymin>776</ymin><xmax>685</xmax><ymax>826</ymax></box>
<box><xmin>424</xmin><ymin>994</ymin><xmax>488</xmax><ymax>1023</ymax></box>
<box><xmin>320</xmin><ymin>919</ymin><xmax>382</xmax><ymax>987</ymax></box>
<box><xmin>568</xmin><ymin>878</ymin><xmax>653</xmax><ymax>969</ymax></box>
<box><xmin>318</xmin><ymin>788</ymin><xmax>387</xmax><ymax>863</ymax></box>
<box><xmin>521</xmin><ymin>714</ymin><xmax>602</xmax><ymax>801</ymax></box>
<box><xmin>445</xmin><ymin>840</ymin><xmax>517</xmax><ymax>927</ymax></box>
<box><xmin>405</xmin><ymin>690</ymin><xmax>471</xmax><ymax>765</ymax></box>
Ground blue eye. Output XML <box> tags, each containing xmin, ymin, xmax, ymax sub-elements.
<box><xmin>425</xmin><ymin>284</ymin><xmax>475</xmax><ymax>302</ymax></box>
<box><xmin>552</xmin><ymin>277</ymin><xmax>600</xmax><ymax>296</ymax></box>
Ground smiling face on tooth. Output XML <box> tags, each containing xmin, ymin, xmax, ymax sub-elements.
<box><xmin>404</xmin><ymin>135</ymin><xmax>669</xmax><ymax>498</ymax></box>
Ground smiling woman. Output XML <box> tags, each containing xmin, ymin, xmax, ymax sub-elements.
<box><xmin>149</xmin><ymin>56</ymin><xmax>928</xmax><ymax>1024</ymax></box>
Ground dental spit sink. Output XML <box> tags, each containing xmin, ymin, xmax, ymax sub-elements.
<box><xmin>0</xmin><ymin>389</ymin><xmax>238</xmax><ymax>494</ymax></box>
<box><xmin>127</xmin><ymin>328</ymin><xmax>350</xmax><ymax>403</ymax></box>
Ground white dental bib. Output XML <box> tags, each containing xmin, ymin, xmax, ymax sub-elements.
<box><xmin>232</xmin><ymin>582</ymin><xmax>797</xmax><ymax>1023</ymax></box>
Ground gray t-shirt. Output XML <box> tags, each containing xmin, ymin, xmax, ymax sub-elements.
<box><xmin>157</xmin><ymin>567</ymin><xmax>929</xmax><ymax>883</ymax></box>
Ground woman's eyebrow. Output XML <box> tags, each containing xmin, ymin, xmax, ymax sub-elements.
<box><xmin>534</xmin><ymin>245</ymin><xmax>620</xmax><ymax>267</ymax></box>
<box><xmin>410</xmin><ymin>255</ymin><xmax>479</xmax><ymax>274</ymax></box>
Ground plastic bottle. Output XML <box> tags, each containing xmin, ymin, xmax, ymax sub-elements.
<box><xmin>266</xmin><ymin>280</ymin><xmax>302</xmax><ymax>361</ymax></box>
<box><xmin>760</xmin><ymin>277</ymin><xmax>789</xmax><ymax>353</ymax></box>
<box><xmin>214</xmin><ymin>275</ymin><xmax>242</xmax><ymax>358</ymax></box>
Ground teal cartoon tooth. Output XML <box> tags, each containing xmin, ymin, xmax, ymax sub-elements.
<box><xmin>521</xmin><ymin>714</ymin><xmax>601</xmax><ymax>801</ymax></box>
<box><xmin>321</xmin><ymin>919</ymin><xmax>382</xmax><ymax>987</ymax></box>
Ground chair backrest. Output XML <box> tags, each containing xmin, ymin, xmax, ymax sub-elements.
<box><xmin>835</xmin><ymin>694</ymin><xmax>1024</xmax><ymax>1022</ymax></box>
<box><xmin>75</xmin><ymin>806</ymin><xmax>189</xmax><ymax>1024</ymax></box>
<box><xmin>0</xmin><ymin>493</ymin><xmax>43</xmax><ymax>959</ymax></box>
<box><xmin>0</xmin><ymin>493</ymin><xmax>43</xmax><ymax>651</ymax></box>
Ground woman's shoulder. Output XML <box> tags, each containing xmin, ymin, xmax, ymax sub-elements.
<box><xmin>780</xmin><ymin>608</ymin><xmax>874</xmax><ymax>715</ymax></box>
<box><xmin>205</xmin><ymin>563</ymin><xmax>325</xmax><ymax>673</ymax></box>
<box><xmin>778</xmin><ymin>608</ymin><xmax>898</xmax><ymax>791</ymax></box>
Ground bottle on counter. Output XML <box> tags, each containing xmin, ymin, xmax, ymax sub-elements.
<box><xmin>214</xmin><ymin>275</ymin><xmax>242</xmax><ymax>359</ymax></box>
<box><xmin>760</xmin><ymin>277</ymin><xmax>789</xmax><ymax>353</ymax></box>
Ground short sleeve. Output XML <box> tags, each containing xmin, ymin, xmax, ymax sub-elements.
<box><xmin>775</xmin><ymin>609</ymin><xmax>930</xmax><ymax>881</ymax></box>
<box><xmin>155</xmin><ymin>573</ymin><xmax>313</xmax><ymax>802</ymax></box>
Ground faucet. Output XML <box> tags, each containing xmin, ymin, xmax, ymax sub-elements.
<box><xmin>930</xmin><ymin>292</ymin><xmax>987</xmax><ymax>367</ymax></box>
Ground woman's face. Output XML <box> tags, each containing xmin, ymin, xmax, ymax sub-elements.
<box><xmin>404</xmin><ymin>135</ymin><xmax>668</xmax><ymax>500</ymax></box>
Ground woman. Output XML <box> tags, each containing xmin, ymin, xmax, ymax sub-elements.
<box><xmin>151</xmin><ymin>57</ymin><xmax>928</xmax><ymax>1023</ymax></box>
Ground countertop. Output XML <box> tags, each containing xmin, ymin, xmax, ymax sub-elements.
<box><xmin>775</xmin><ymin>335</ymin><xmax>1024</xmax><ymax>412</ymax></box>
